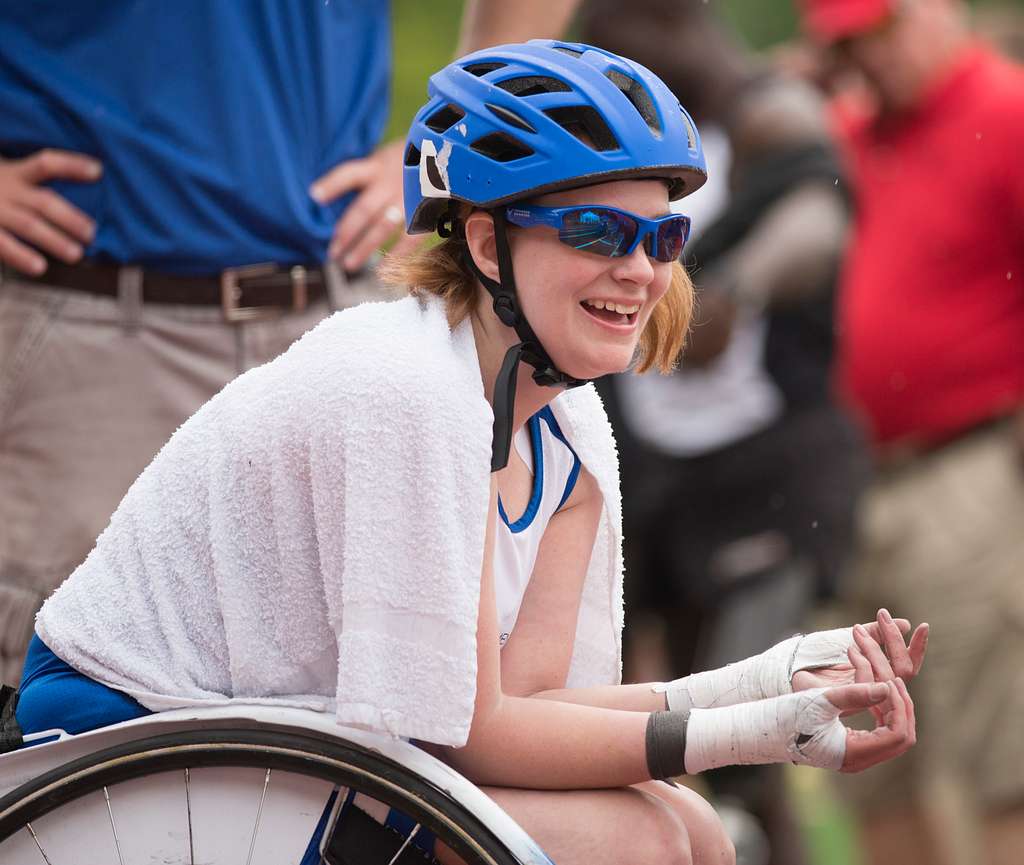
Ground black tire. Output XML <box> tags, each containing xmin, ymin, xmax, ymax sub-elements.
<box><xmin>0</xmin><ymin>725</ymin><xmax>527</xmax><ymax>865</ymax></box>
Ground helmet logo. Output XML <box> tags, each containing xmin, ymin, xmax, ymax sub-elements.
<box><xmin>419</xmin><ymin>139</ymin><xmax>453</xmax><ymax>199</ymax></box>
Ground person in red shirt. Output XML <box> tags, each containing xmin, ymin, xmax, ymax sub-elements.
<box><xmin>797</xmin><ymin>2</ymin><xmax>1024</xmax><ymax>865</ymax></box>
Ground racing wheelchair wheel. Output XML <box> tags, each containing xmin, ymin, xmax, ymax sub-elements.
<box><xmin>0</xmin><ymin>724</ymin><xmax>541</xmax><ymax>865</ymax></box>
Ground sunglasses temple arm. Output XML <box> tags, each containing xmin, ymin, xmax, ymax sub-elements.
<box><xmin>504</xmin><ymin>208</ymin><xmax>537</xmax><ymax>229</ymax></box>
<box><xmin>505</xmin><ymin>206</ymin><xmax>566</xmax><ymax>230</ymax></box>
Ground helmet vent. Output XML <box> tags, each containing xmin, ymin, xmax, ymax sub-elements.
<box><xmin>605</xmin><ymin>70</ymin><xmax>662</xmax><ymax>136</ymax></box>
<box><xmin>404</xmin><ymin>143</ymin><xmax>421</xmax><ymax>167</ymax></box>
<box><xmin>470</xmin><ymin>132</ymin><xmax>534</xmax><ymax>163</ymax></box>
<box><xmin>486</xmin><ymin>103</ymin><xmax>536</xmax><ymax>134</ymax></box>
<box><xmin>552</xmin><ymin>46</ymin><xmax>584</xmax><ymax>58</ymax></box>
<box><xmin>425</xmin><ymin>103</ymin><xmax>466</xmax><ymax>133</ymax></box>
<box><xmin>543</xmin><ymin>106</ymin><xmax>619</xmax><ymax>152</ymax></box>
<box><xmin>495</xmin><ymin>76</ymin><xmax>571</xmax><ymax>97</ymax></box>
<box><xmin>464</xmin><ymin>62</ymin><xmax>507</xmax><ymax>77</ymax></box>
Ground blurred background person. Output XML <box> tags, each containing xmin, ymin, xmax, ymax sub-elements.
<box><xmin>581</xmin><ymin>2</ymin><xmax>870</xmax><ymax>862</ymax></box>
<box><xmin>973</xmin><ymin>2</ymin><xmax>1024</xmax><ymax>58</ymax></box>
<box><xmin>0</xmin><ymin>0</ymin><xmax>581</xmax><ymax>685</ymax></box>
<box><xmin>796</xmin><ymin>1</ymin><xmax>1024</xmax><ymax>863</ymax></box>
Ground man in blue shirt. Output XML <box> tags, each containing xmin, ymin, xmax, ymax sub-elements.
<box><xmin>0</xmin><ymin>0</ymin><xmax>581</xmax><ymax>682</ymax></box>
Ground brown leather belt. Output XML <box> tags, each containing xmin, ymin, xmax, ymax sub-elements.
<box><xmin>14</xmin><ymin>259</ymin><xmax>330</xmax><ymax>322</ymax></box>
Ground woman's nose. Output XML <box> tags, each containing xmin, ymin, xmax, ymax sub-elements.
<box><xmin>612</xmin><ymin>241</ymin><xmax>655</xmax><ymax>286</ymax></box>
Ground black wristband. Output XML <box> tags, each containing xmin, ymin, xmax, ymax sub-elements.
<box><xmin>645</xmin><ymin>710</ymin><xmax>689</xmax><ymax>781</ymax></box>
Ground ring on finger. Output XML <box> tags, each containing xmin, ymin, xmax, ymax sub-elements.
<box><xmin>383</xmin><ymin>204</ymin><xmax>403</xmax><ymax>225</ymax></box>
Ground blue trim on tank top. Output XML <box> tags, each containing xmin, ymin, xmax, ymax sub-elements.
<box><xmin>537</xmin><ymin>406</ymin><xmax>582</xmax><ymax>512</ymax></box>
<box><xmin>497</xmin><ymin>407</ymin><xmax>581</xmax><ymax>530</ymax></box>
<box><xmin>497</xmin><ymin>412</ymin><xmax>545</xmax><ymax>533</ymax></box>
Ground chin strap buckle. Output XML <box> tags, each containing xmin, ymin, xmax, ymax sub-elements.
<box><xmin>520</xmin><ymin>345</ymin><xmax>586</xmax><ymax>389</ymax></box>
<box><xmin>531</xmin><ymin>368</ymin><xmax>563</xmax><ymax>387</ymax></box>
<box><xmin>492</xmin><ymin>294</ymin><xmax>519</xmax><ymax>327</ymax></box>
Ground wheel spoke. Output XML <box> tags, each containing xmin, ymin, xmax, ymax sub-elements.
<box><xmin>185</xmin><ymin>767</ymin><xmax>195</xmax><ymax>865</ymax></box>
<box><xmin>103</xmin><ymin>786</ymin><xmax>127</xmax><ymax>865</ymax></box>
<box><xmin>25</xmin><ymin>823</ymin><xmax>54</xmax><ymax>865</ymax></box>
<box><xmin>387</xmin><ymin>821</ymin><xmax>423</xmax><ymax>865</ymax></box>
<box><xmin>245</xmin><ymin>768</ymin><xmax>272</xmax><ymax>865</ymax></box>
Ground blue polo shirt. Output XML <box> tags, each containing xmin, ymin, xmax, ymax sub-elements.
<box><xmin>0</xmin><ymin>1</ymin><xmax>390</xmax><ymax>274</ymax></box>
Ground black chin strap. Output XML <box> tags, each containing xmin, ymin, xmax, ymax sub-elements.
<box><xmin>462</xmin><ymin>208</ymin><xmax>587</xmax><ymax>472</ymax></box>
<box><xmin>489</xmin><ymin>341</ymin><xmax>523</xmax><ymax>473</ymax></box>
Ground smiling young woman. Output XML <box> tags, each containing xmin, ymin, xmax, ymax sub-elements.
<box><xmin>10</xmin><ymin>39</ymin><xmax>925</xmax><ymax>865</ymax></box>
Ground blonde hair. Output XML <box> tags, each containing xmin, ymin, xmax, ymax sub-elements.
<box><xmin>379</xmin><ymin>232</ymin><xmax>692</xmax><ymax>374</ymax></box>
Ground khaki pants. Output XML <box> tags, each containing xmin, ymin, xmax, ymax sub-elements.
<box><xmin>0</xmin><ymin>268</ymin><xmax>388</xmax><ymax>684</ymax></box>
<box><xmin>835</xmin><ymin>422</ymin><xmax>1024</xmax><ymax>840</ymax></box>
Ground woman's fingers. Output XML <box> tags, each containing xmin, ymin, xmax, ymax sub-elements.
<box><xmin>874</xmin><ymin>678</ymin><xmax>914</xmax><ymax>755</ymax></box>
<box><xmin>859</xmin><ymin>617</ymin><xmax>911</xmax><ymax>639</ymax></box>
<box><xmin>907</xmin><ymin>622</ymin><xmax>929</xmax><ymax>677</ymax></box>
<box><xmin>876</xmin><ymin>609</ymin><xmax>918</xmax><ymax>679</ymax></box>
<box><xmin>853</xmin><ymin>622</ymin><xmax>896</xmax><ymax>682</ymax></box>
<box><xmin>848</xmin><ymin>644</ymin><xmax>873</xmax><ymax>683</ymax></box>
<box><xmin>848</xmin><ymin>611</ymin><xmax>927</xmax><ymax>686</ymax></box>
<box><xmin>823</xmin><ymin>681</ymin><xmax>889</xmax><ymax>713</ymax></box>
<box><xmin>847</xmin><ymin>645</ymin><xmax>885</xmax><ymax>722</ymax></box>
<box><xmin>841</xmin><ymin>679</ymin><xmax>916</xmax><ymax>773</ymax></box>
<box><xmin>894</xmin><ymin>676</ymin><xmax>916</xmax><ymax>745</ymax></box>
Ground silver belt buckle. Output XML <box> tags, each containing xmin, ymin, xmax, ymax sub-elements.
<box><xmin>221</xmin><ymin>263</ymin><xmax>309</xmax><ymax>323</ymax></box>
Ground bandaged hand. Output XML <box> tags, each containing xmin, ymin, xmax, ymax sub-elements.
<box><xmin>655</xmin><ymin>609</ymin><xmax>928</xmax><ymax>713</ymax></box>
<box><xmin>683</xmin><ymin>679</ymin><xmax>916</xmax><ymax>774</ymax></box>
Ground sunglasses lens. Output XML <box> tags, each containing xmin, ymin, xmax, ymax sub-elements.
<box><xmin>654</xmin><ymin>217</ymin><xmax>690</xmax><ymax>262</ymax></box>
<box><xmin>559</xmin><ymin>208</ymin><xmax>637</xmax><ymax>258</ymax></box>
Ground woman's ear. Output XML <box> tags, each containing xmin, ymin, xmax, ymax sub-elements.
<box><xmin>463</xmin><ymin>210</ymin><xmax>500</xmax><ymax>282</ymax></box>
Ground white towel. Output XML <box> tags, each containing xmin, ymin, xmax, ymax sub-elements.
<box><xmin>36</xmin><ymin>294</ymin><xmax>624</xmax><ymax>747</ymax></box>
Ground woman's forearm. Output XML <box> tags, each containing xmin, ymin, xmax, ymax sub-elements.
<box><xmin>530</xmin><ymin>682</ymin><xmax>668</xmax><ymax>712</ymax></box>
<box><xmin>443</xmin><ymin>694</ymin><xmax>652</xmax><ymax>789</ymax></box>
<box><xmin>443</xmin><ymin>681</ymin><xmax>867</xmax><ymax>787</ymax></box>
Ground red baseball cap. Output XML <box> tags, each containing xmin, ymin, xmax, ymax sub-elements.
<box><xmin>799</xmin><ymin>0</ymin><xmax>896</xmax><ymax>43</ymax></box>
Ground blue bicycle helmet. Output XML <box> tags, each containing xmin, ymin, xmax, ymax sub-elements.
<box><xmin>404</xmin><ymin>39</ymin><xmax>706</xmax><ymax>234</ymax></box>
<box><xmin>402</xmin><ymin>40</ymin><xmax>708</xmax><ymax>471</ymax></box>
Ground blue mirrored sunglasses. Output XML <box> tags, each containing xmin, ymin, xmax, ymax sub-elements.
<box><xmin>504</xmin><ymin>204</ymin><xmax>692</xmax><ymax>263</ymax></box>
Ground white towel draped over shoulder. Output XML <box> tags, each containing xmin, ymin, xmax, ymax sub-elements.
<box><xmin>36</xmin><ymin>295</ymin><xmax>624</xmax><ymax>747</ymax></box>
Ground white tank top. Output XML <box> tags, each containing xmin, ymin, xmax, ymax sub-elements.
<box><xmin>493</xmin><ymin>406</ymin><xmax>581</xmax><ymax>648</ymax></box>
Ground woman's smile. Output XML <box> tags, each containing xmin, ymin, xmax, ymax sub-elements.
<box><xmin>579</xmin><ymin>297</ymin><xmax>641</xmax><ymax>330</ymax></box>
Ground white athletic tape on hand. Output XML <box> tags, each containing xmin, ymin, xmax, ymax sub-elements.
<box><xmin>791</xmin><ymin>627</ymin><xmax>856</xmax><ymax>675</ymax></box>
<box><xmin>653</xmin><ymin>628</ymin><xmax>856</xmax><ymax>713</ymax></box>
<box><xmin>684</xmin><ymin>688</ymin><xmax>847</xmax><ymax>774</ymax></box>
<box><xmin>653</xmin><ymin>635</ymin><xmax>801</xmax><ymax>712</ymax></box>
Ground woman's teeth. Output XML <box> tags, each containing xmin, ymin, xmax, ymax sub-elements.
<box><xmin>583</xmin><ymin>299</ymin><xmax>640</xmax><ymax>314</ymax></box>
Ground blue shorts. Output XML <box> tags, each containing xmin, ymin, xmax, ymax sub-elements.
<box><xmin>15</xmin><ymin>635</ymin><xmax>436</xmax><ymax>859</ymax></box>
<box><xmin>16</xmin><ymin>634</ymin><xmax>151</xmax><ymax>737</ymax></box>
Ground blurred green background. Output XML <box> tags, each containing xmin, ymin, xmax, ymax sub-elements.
<box><xmin>386</xmin><ymin>0</ymin><xmax>1024</xmax><ymax>140</ymax></box>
